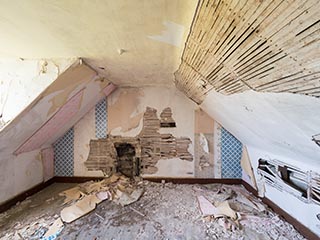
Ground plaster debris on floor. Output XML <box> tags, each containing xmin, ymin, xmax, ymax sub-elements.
<box><xmin>0</xmin><ymin>175</ymin><xmax>305</xmax><ymax>240</ymax></box>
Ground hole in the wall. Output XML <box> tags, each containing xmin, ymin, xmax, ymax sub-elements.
<box><xmin>258</xmin><ymin>159</ymin><xmax>308</xmax><ymax>198</ymax></box>
<box><xmin>114</xmin><ymin>143</ymin><xmax>139</xmax><ymax>178</ymax></box>
<box><xmin>258</xmin><ymin>158</ymin><xmax>320</xmax><ymax>205</ymax></box>
<box><xmin>160</xmin><ymin>107</ymin><xmax>176</xmax><ymax>128</ymax></box>
<box><xmin>85</xmin><ymin>107</ymin><xmax>192</xmax><ymax>175</ymax></box>
<box><xmin>160</xmin><ymin>122</ymin><xmax>176</xmax><ymax>128</ymax></box>
<box><xmin>317</xmin><ymin>213</ymin><xmax>320</xmax><ymax>221</ymax></box>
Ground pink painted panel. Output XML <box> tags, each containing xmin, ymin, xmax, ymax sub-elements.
<box><xmin>42</xmin><ymin>146</ymin><xmax>54</xmax><ymax>181</ymax></box>
<box><xmin>15</xmin><ymin>90</ymin><xmax>83</xmax><ymax>155</ymax></box>
<box><xmin>102</xmin><ymin>83</ymin><xmax>117</xmax><ymax>96</ymax></box>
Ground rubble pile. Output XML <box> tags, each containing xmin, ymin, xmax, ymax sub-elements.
<box><xmin>196</xmin><ymin>185</ymin><xmax>305</xmax><ymax>240</ymax></box>
<box><xmin>0</xmin><ymin>181</ymin><xmax>307</xmax><ymax>240</ymax></box>
<box><xmin>0</xmin><ymin>174</ymin><xmax>144</xmax><ymax>240</ymax></box>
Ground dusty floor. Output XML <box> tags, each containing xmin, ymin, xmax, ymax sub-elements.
<box><xmin>0</xmin><ymin>181</ymin><xmax>306</xmax><ymax>240</ymax></box>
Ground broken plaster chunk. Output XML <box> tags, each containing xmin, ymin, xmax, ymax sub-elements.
<box><xmin>115</xmin><ymin>188</ymin><xmax>144</xmax><ymax>206</ymax></box>
<box><xmin>96</xmin><ymin>191</ymin><xmax>109</xmax><ymax>201</ymax></box>
<box><xmin>197</xmin><ymin>195</ymin><xmax>219</xmax><ymax>217</ymax></box>
<box><xmin>215</xmin><ymin>201</ymin><xmax>237</xmax><ymax>220</ymax></box>
<box><xmin>42</xmin><ymin>218</ymin><xmax>64</xmax><ymax>239</ymax></box>
<box><xmin>59</xmin><ymin>186</ymin><xmax>84</xmax><ymax>205</ymax></box>
<box><xmin>197</xmin><ymin>196</ymin><xmax>238</xmax><ymax>220</ymax></box>
<box><xmin>60</xmin><ymin>194</ymin><xmax>102</xmax><ymax>223</ymax></box>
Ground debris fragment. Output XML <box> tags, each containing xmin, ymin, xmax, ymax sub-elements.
<box><xmin>59</xmin><ymin>173</ymin><xmax>144</xmax><ymax>225</ymax></box>
<box><xmin>60</xmin><ymin>194</ymin><xmax>102</xmax><ymax>223</ymax></box>
<box><xmin>59</xmin><ymin>187</ymin><xmax>84</xmax><ymax>205</ymax></box>
<box><xmin>96</xmin><ymin>191</ymin><xmax>109</xmax><ymax>201</ymax></box>
<box><xmin>197</xmin><ymin>196</ymin><xmax>219</xmax><ymax>217</ymax></box>
<box><xmin>129</xmin><ymin>206</ymin><xmax>145</xmax><ymax>217</ymax></box>
<box><xmin>215</xmin><ymin>201</ymin><xmax>237</xmax><ymax>220</ymax></box>
<box><xmin>95</xmin><ymin>212</ymin><xmax>105</xmax><ymax>221</ymax></box>
<box><xmin>41</xmin><ymin>218</ymin><xmax>64</xmax><ymax>240</ymax></box>
<box><xmin>30</xmin><ymin>226</ymin><xmax>48</xmax><ymax>239</ymax></box>
<box><xmin>115</xmin><ymin>188</ymin><xmax>144</xmax><ymax>206</ymax></box>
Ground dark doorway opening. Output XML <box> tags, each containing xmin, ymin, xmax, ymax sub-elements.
<box><xmin>114</xmin><ymin>143</ymin><xmax>139</xmax><ymax>178</ymax></box>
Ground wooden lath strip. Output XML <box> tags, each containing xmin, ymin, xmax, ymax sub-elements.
<box><xmin>174</xmin><ymin>0</ymin><xmax>320</xmax><ymax>102</ymax></box>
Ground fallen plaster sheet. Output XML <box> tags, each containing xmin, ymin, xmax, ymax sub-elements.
<box><xmin>197</xmin><ymin>195</ymin><xmax>219</xmax><ymax>216</ymax></box>
<box><xmin>197</xmin><ymin>196</ymin><xmax>237</xmax><ymax>219</ymax></box>
<box><xmin>60</xmin><ymin>174</ymin><xmax>144</xmax><ymax>223</ymax></box>
<box><xmin>15</xmin><ymin>89</ymin><xmax>84</xmax><ymax>155</ymax></box>
<box><xmin>114</xmin><ymin>188</ymin><xmax>144</xmax><ymax>207</ymax></box>
<box><xmin>229</xmin><ymin>185</ymin><xmax>266</xmax><ymax>212</ymax></box>
<box><xmin>59</xmin><ymin>187</ymin><xmax>84</xmax><ymax>205</ymax></box>
<box><xmin>60</xmin><ymin>194</ymin><xmax>102</xmax><ymax>223</ymax></box>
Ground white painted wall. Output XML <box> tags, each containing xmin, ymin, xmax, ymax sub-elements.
<box><xmin>0</xmin><ymin>58</ymin><xmax>75</xmax><ymax>128</ymax></box>
<box><xmin>200</xmin><ymin>90</ymin><xmax>320</xmax><ymax>235</ymax></box>
<box><xmin>201</xmin><ymin>90</ymin><xmax>320</xmax><ymax>167</ymax></box>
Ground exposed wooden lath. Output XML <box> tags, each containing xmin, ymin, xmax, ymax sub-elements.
<box><xmin>175</xmin><ymin>0</ymin><xmax>320</xmax><ymax>103</ymax></box>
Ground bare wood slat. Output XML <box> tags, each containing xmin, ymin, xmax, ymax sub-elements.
<box><xmin>175</xmin><ymin>0</ymin><xmax>320</xmax><ymax>103</ymax></box>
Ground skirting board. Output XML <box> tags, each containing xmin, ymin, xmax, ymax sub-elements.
<box><xmin>0</xmin><ymin>177</ymin><xmax>317</xmax><ymax>239</ymax></box>
<box><xmin>143</xmin><ymin>177</ymin><xmax>242</xmax><ymax>184</ymax></box>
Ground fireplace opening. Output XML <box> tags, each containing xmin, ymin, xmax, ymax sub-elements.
<box><xmin>114</xmin><ymin>143</ymin><xmax>140</xmax><ymax>178</ymax></box>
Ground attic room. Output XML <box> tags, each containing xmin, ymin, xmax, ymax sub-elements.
<box><xmin>0</xmin><ymin>0</ymin><xmax>319</xmax><ymax>239</ymax></box>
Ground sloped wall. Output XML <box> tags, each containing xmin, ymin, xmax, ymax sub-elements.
<box><xmin>200</xmin><ymin>90</ymin><xmax>320</xmax><ymax>235</ymax></box>
<box><xmin>0</xmin><ymin>60</ymin><xmax>111</xmax><ymax>204</ymax></box>
<box><xmin>0</xmin><ymin>58</ymin><xmax>75</xmax><ymax>128</ymax></box>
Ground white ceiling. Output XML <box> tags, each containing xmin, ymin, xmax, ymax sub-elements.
<box><xmin>0</xmin><ymin>0</ymin><xmax>197</xmax><ymax>86</ymax></box>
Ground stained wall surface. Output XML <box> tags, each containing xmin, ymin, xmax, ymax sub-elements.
<box><xmin>0</xmin><ymin>60</ymin><xmax>110</xmax><ymax>204</ymax></box>
<box><xmin>73</xmin><ymin>87</ymin><xmax>198</xmax><ymax>177</ymax></box>
<box><xmin>72</xmin><ymin>86</ymin><xmax>246</xmax><ymax>178</ymax></box>
<box><xmin>0</xmin><ymin>0</ymin><xmax>198</xmax><ymax>86</ymax></box>
<box><xmin>0</xmin><ymin>58</ymin><xmax>75</xmax><ymax>128</ymax></box>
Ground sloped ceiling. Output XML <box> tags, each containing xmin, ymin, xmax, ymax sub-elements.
<box><xmin>0</xmin><ymin>62</ymin><xmax>103</xmax><ymax>154</ymax></box>
<box><xmin>175</xmin><ymin>0</ymin><xmax>320</xmax><ymax>103</ymax></box>
<box><xmin>0</xmin><ymin>0</ymin><xmax>197</xmax><ymax>86</ymax></box>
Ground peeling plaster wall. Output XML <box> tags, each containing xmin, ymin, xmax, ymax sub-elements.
<box><xmin>0</xmin><ymin>58</ymin><xmax>75</xmax><ymax>127</ymax></box>
<box><xmin>107</xmin><ymin>87</ymin><xmax>197</xmax><ymax>177</ymax></box>
<box><xmin>74</xmin><ymin>108</ymin><xmax>104</xmax><ymax>177</ymax></box>
<box><xmin>200</xmin><ymin>90</ymin><xmax>320</xmax><ymax>235</ymax></box>
<box><xmin>194</xmin><ymin>109</ymin><xmax>215</xmax><ymax>178</ymax></box>
<box><xmin>0</xmin><ymin>60</ymin><xmax>110</xmax><ymax>204</ymax></box>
